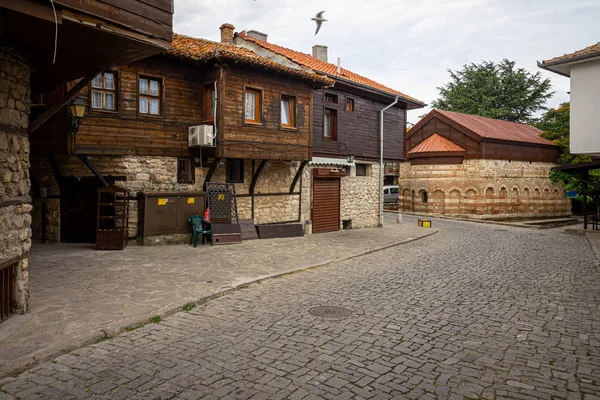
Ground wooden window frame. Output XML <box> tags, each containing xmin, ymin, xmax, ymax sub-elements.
<box><xmin>89</xmin><ymin>71</ymin><xmax>118</xmax><ymax>114</ymax></box>
<box><xmin>243</xmin><ymin>86</ymin><xmax>263</xmax><ymax>125</ymax></box>
<box><xmin>204</xmin><ymin>84</ymin><xmax>216</xmax><ymax>122</ymax></box>
<box><xmin>137</xmin><ymin>74</ymin><xmax>164</xmax><ymax>118</ymax></box>
<box><xmin>280</xmin><ymin>94</ymin><xmax>297</xmax><ymax>130</ymax></box>
<box><xmin>345</xmin><ymin>97</ymin><xmax>354</xmax><ymax>112</ymax></box>
<box><xmin>226</xmin><ymin>158</ymin><xmax>245</xmax><ymax>183</ymax></box>
<box><xmin>177</xmin><ymin>157</ymin><xmax>194</xmax><ymax>184</ymax></box>
<box><xmin>323</xmin><ymin>108</ymin><xmax>337</xmax><ymax>141</ymax></box>
<box><xmin>324</xmin><ymin>93</ymin><xmax>338</xmax><ymax>104</ymax></box>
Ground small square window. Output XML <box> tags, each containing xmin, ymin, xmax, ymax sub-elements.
<box><xmin>324</xmin><ymin>108</ymin><xmax>337</xmax><ymax>140</ymax></box>
<box><xmin>177</xmin><ymin>158</ymin><xmax>194</xmax><ymax>184</ymax></box>
<box><xmin>345</xmin><ymin>98</ymin><xmax>354</xmax><ymax>112</ymax></box>
<box><xmin>139</xmin><ymin>76</ymin><xmax>161</xmax><ymax>116</ymax></box>
<box><xmin>325</xmin><ymin>93</ymin><xmax>338</xmax><ymax>104</ymax></box>
<box><xmin>281</xmin><ymin>95</ymin><xmax>296</xmax><ymax>128</ymax></box>
<box><xmin>226</xmin><ymin>159</ymin><xmax>244</xmax><ymax>183</ymax></box>
<box><xmin>356</xmin><ymin>163</ymin><xmax>369</xmax><ymax>177</ymax></box>
<box><xmin>90</xmin><ymin>71</ymin><xmax>117</xmax><ymax>111</ymax></box>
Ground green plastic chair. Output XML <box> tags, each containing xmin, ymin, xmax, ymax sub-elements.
<box><xmin>189</xmin><ymin>215</ymin><xmax>212</xmax><ymax>247</ymax></box>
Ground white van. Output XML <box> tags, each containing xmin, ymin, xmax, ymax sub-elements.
<box><xmin>383</xmin><ymin>186</ymin><xmax>399</xmax><ymax>203</ymax></box>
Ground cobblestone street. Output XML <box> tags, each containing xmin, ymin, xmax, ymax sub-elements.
<box><xmin>2</xmin><ymin>215</ymin><xmax>600</xmax><ymax>399</ymax></box>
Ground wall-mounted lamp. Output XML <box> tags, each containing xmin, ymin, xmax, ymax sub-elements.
<box><xmin>347</xmin><ymin>154</ymin><xmax>355</xmax><ymax>163</ymax></box>
<box><xmin>291</xmin><ymin>161</ymin><xmax>298</xmax><ymax>168</ymax></box>
<box><xmin>217</xmin><ymin>160</ymin><xmax>225</xmax><ymax>168</ymax></box>
<box><xmin>67</xmin><ymin>97</ymin><xmax>87</xmax><ymax>134</ymax></box>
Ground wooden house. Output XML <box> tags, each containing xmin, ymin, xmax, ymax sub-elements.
<box><xmin>399</xmin><ymin>109</ymin><xmax>571</xmax><ymax>218</ymax></box>
<box><xmin>0</xmin><ymin>1</ymin><xmax>173</xmax><ymax>315</ymax></box>
<box><xmin>29</xmin><ymin>25</ymin><xmax>333</xmax><ymax>245</ymax></box>
<box><xmin>235</xmin><ymin>32</ymin><xmax>425</xmax><ymax>232</ymax></box>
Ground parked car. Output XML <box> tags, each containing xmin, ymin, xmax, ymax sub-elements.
<box><xmin>383</xmin><ymin>186</ymin><xmax>399</xmax><ymax>203</ymax></box>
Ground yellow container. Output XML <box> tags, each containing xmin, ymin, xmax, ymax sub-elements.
<box><xmin>418</xmin><ymin>218</ymin><xmax>431</xmax><ymax>228</ymax></box>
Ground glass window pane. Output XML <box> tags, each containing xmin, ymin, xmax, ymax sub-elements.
<box><xmin>91</xmin><ymin>91</ymin><xmax>102</xmax><ymax>108</ymax></box>
<box><xmin>92</xmin><ymin>74</ymin><xmax>102</xmax><ymax>88</ymax></box>
<box><xmin>104</xmin><ymin>73</ymin><xmax>114</xmax><ymax>90</ymax></box>
<box><xmin>281</xmin><ymin>99</ymin><xmax>290</xmax><ymax>125</ymax></box>
<box><xmin>245</xmin><ymin>92</ymin><xmax>256</xmax><ymax>120</ymax></box>
<box><xmin>149</xmin><ymin>80</ymin><xmax>159</xmax><ymax>96</ymax></box>
<box><xmin>149</xmin><ymin>99</ymin><xmax>159</xmax><ymax>115</ymax></box>
<box><xmin>139</xmin><ymin>97</ymin><xmax>148</xmax><ymax>114</ymax></box>
<box><xmin>139</xmin><ymin>78</ymin><xmax>148</xmax><ymax>94</ymax></box>
<box><xmin>104</xmin><ymin>93</ymin><xmax>114</xmax><ymax>110</ymax></box>
<box><xmin>324</xmin><ymin>113</ymin><xmax>330</xmax><ymax>137</ymax></box>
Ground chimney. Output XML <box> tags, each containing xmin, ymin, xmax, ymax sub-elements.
<box><xmin>312</xmin><ymin>45</ymin><xmax>328</xmax><ymax>62</ymax></box>
<box><xmin>220</xmin><ymin>23</ymin><xmax>235</xmax><ymax>44</ymax></box>
<box><xmin>247</xmin><ymin>30</ymin><xmax>268</xmax><ymax>42</ymax></box>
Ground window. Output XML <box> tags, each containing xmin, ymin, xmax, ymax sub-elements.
<box><xmin>345</xmin><ymin>98</ymin><xmax>354</xmax><ymax>112</ymax></box>
<box><xmin>325</xmin><ymin>93</ymin><xmax>338</xmax><ymax>103</ymax></box>
<box><xmin>244</xmin><ymin>88</ymin><xmax>261</xmax><ymax>124</ymax></box>
<box><xmin>205</xmin><ymin>85</ymin><xmax>216</xmax><ymax>121</ymax></box>
<box><xmin>139</xmin><ymin>76</ymin><xmax>161</xmax><ymax>116</ymax></box>
<box><xmin>281</xmin><ymin>95</ymin><xmax>296</xmax><ymax>128</ymax></box>
<box><xmin>356</xmin><ymin>163</ymin><xmax>368</xmax><ymax>176</ymax></box>
<box><xmin>177</xmin><ymin>158</ymin><xmax>194</xmax><ymax>183</ymax></box>
<box><xmin>226</xmin><ymin>159</ymin><xmax>244</xmax><ymax>183</ymax></box>
<box><xmin>324</xmin><ymin>108</ymin><xmax>337</xmax><ymax>140</ymax></box>
<box><xmin>91</xmin><ymin>71</ymin><xmax>117</xmax><ymax>111</ymax></box>
<box><xmin>421</xmin><ymin>191</ymin><xmax>428</xmax><ymax>203</ymax></box>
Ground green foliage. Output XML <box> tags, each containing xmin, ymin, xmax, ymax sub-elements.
<box><xmin>149</xmin><ymin>315</ymin><xmax>161</xmax><ymax>324</ymax></box>
<box><xmin>432</xmin><ymin>59</ymin><xmax>553</xmax><ymax>123</ymax></box>
<box><xmin>538</xmin><ymin>103</ymin><xmax>591</xmax><ymax>165</ymax></box>
<box><xmin>182</xmin><ymin>302</ymin><xmax>197</xmax><ymax>312</ymax></box>
<box><xmin>95</xmin><ymin>330</ymin><xmax>112</xmax><ymax>343</ymax></box>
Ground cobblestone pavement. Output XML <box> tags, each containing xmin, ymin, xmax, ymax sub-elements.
<box><xmin>2</xmin><ymin>215</ymin><xmax>600</xmax><ymax>399</ymax></box>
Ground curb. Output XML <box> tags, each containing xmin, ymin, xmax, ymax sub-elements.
<box><xmin>585</xmin><ymin>233</ymin><xmax>600</xmax><ymax>268</ymax></box>
<box><xmin>0</xmin><ymin>229</ymin><xmax>437</xmax><ymax>382</ymax></box>
<box><xmin>387</xmin><ymin>210</ymin><xmax>578</xmax><ymax>230</ymax></box>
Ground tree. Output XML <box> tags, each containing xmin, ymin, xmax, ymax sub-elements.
<box><xmin>432</xmin><ymin>59</ymin><xmax>553</xmax><ymax>124</ymax></box>
<box><xmin>537</xmin><ymin>102</ymin><xmax>598</xmax><ymax>193</ymax></box>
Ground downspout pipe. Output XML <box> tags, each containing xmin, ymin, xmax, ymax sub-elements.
<box><xmin>379</xmin><ymin>96</ymin><xmax>399</xmax><ymax>227</ymax></box>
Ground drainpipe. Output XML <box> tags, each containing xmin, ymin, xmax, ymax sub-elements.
<box><xmin>379</xmin><ymin>96</ymin><xmax>399</xmax><ymax>227</ymax></box>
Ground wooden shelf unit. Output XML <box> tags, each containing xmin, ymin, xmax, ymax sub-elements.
<box><xmin>96</xmin><ymin>185</ymin><xmax>129</xmax><ymax>250</ymax></box>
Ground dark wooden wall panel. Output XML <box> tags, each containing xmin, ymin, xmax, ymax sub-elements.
<box><xmin>220</xmin><ymin>65</ymin><xmax>313</xmax><ymax>161</ymax></box>
<box><xmin>312</xmin><ymin>88</ymin><xmax>406</xmax><ymax>161</ymax></box>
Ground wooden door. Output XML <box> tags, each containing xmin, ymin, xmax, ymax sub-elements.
<box><xmin>312</xmin><ymin>177</ymin><xmax>340</xmax><ymax>233</ymax></box>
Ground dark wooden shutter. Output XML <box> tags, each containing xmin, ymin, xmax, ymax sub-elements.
<box><xmin>312</xmin><ymin>177</ymin><xmax>340</xmax><ymax>233</ymax></box>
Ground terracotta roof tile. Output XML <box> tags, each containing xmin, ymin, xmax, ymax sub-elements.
<box><xmin>237</xmin><ymin>33</ymin><xmax>424</xmax><ymax>105</ymax></box>
<box><xmin>542</xmin><ymin>42</ymin><xmax>600</xmax><ymax>65</ymax></box>
<box><xmin>435</xmin><ymin>110</ymin><xmax>554</xmax><ymax>146</ymax></box>
<box><xmin>167</xmin><ymin>34</ymin><xmax>333</xmax><ymax>86</ymax></box>
<box><xmin>407</xmin><ymin>133</ymin><xmax>465</xmax><ymax>155</ymax></box>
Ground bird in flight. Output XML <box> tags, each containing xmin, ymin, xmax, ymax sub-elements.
<box><xmin>312</xmin><ymin>11</ymin><xmax>327</xmax><ymax>35</ymax></box>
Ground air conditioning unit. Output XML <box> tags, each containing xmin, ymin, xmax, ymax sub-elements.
<box><xmin>188</xmin><ymin>125</ymin><xmax>215</xmax><ymax>147</ymax></box>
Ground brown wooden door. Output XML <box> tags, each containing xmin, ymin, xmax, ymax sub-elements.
<box><xmin>312</xmin><ymin>177</ymin><xmax>340</xmax><ymax>233</ymax></box>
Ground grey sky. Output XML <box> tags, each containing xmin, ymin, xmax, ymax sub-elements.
<box><xmin>174</xmin><ymin>0</ymin><xmax>599</xmax><ymax>124</ymax></box>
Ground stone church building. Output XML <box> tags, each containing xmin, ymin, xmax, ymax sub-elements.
<box><xmin>399</xmin><ymin>109</ymin><xmax>571</xmax><ymax>219</ymax></box>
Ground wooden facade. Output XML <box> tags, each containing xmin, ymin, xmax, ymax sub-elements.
<box><xmin>406</xmin><ymin>115</ymin><xmax>559</xmax><ymax>163</ymax></box>
<box><xmin>312</xmin><ymin>85</ymin><xmax>407</xmax><ymax>161</ymax></box>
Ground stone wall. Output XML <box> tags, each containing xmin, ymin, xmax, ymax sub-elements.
<box><xmin>0</xmin><ymin>48</ymin><xmax>32</xmax><ymax>313</ymax></box>
<box><xmin>399</xmin><ymin>159</ymin><xmax>571</xmax><ymax>219</ymax></box>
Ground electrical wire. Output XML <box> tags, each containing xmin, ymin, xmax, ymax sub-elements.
<box><xmin>49</xmin><ymin>0</ymin><xmax>58</xmax><ymax>64</ymax></box>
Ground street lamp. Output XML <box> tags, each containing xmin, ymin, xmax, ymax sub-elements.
<box><xmin>67</xmin><ymin>97</ymin><xmax>87</xmax><ymax>134</ymax></box>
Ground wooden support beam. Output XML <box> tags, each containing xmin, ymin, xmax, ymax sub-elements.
<box><xmin>28</xmin><ymin>70</ymin><xmax>99</xmax><ymax>135</ymax></box>
<box><xmin>203</xmin><ymin>157</ymin><xmax>221</xmax><ymax>191</ymax></box>
<box><xmin>45</xmin><ymin>154</ymin><xmax>63</xmax><ymax>183</ymax></box>
<box><xmin>290</xmin><ymin>160</ymin><xmax>308</xmax><ymax>194</ymax></box>
<box><xmin>77</xmin><ymin>155</ymin><xmax>109</xmax><ymax>187</ymax></box>
<box><xmin>249</xmin><ymin>160</ymin><xmax>267</xmax><ymax>196</ymax></box>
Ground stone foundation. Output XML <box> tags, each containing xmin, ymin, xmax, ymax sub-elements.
<box><xmin>0</xmin><ymin>48</ymin><xmax>31</xmax><ymax>313</ymax></box>
<box><xmin>399</xmin><ymin>159</ymin><xmax>571</xmax><ymax>219</ymax></box>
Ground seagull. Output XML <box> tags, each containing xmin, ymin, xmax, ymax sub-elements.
<box><xmin>311</xmin><ymin>11</ymin><xmax>327</xmax><ymax>35</ymax></box>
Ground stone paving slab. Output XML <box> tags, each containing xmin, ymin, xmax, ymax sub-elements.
<box><xmin>1</xmin><ymin>214</ymin><xmax>599</xmax><ymax>399</ymax></box>
<box><xmin>0</xmin><ymin>217</ymin><xmax>433</xmax><ymax>378</ymax></box>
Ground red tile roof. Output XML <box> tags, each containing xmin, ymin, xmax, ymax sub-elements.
<box><xmin>542</xmin><ymin>42</ymin><xmax>600</xmax><ymax>65</ymax></box>
<box><xmin>237</xmin><ymin>33</ymin><xmax>424</xmax><ymax>106</ymax></box>
<box><xmin>433</xmin><ymin>109</ymin><xmax>554</xmax><ymax>146</ymax></box>
<box><xmin>407</xmin><ymin>133</ymin><xmax>465</xmax><ymax>155</ymax></box>
<box><xmin>167</xmin><ymin>34</ymin><xmax>333</xmax><ymax>86</ymax></box>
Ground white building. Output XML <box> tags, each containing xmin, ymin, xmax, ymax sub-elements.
<box><xmin>539</xmin><ymin>43</ymin><xmax>600</xmax><ymax>157</ymax></box>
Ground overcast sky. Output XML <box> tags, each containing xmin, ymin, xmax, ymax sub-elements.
<box><xmin>174</xmin><ymin>0</ymin><xmax>599</xmax><ymax>124</ymax></box>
